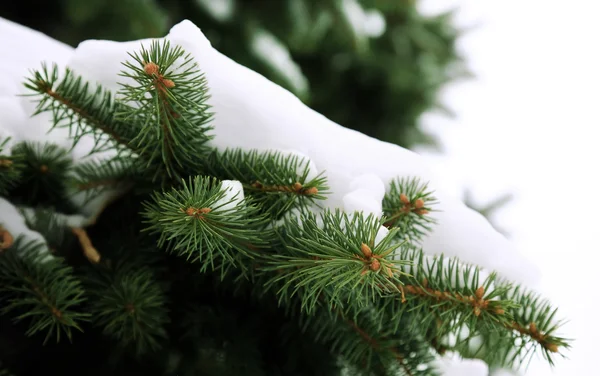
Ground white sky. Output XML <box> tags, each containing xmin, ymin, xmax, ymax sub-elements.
<box><xmin>416</xmin><ymin>0</ymin><xmax>600</xmax><ymax>374</ymax></box>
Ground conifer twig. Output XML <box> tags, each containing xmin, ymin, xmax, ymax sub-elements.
<box><xmin>506</xmin><ymin>321</ymin><xmax>558</xmax><ymax>353</ymax></box>
<box><xmin>344</xmin><ymin>317</ymin><xmax>413</xmax><ymax>376</ymax></box>
<box><xmin>251</xmin><ymin>181</ymin><xmax>319</xmax><ymax>195</ymax></box>
<box><xmin>71</xmin><ymin>227</ymin><xmax>100</xmax><ymax>263</ymax></box>
<box><xmin>37</xmin><ymin>82</ymin><xmax>126</xmax><ymax>146</ymax></box>
<box><xmin>399</xmin><ymin>280</ymin><xmax>501</xmax><ymax>317</ymax></box>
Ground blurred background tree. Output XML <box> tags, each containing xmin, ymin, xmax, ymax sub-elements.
<box><xmin>0</xmin><ymin>0</ymin><xmax>468</xmax><ymax>148</ymax></box>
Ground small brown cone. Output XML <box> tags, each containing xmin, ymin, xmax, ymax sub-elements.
<box><xmin>304</xmin><ymin>187</ymin><xmax>319</xmax><ymax>195</ymax></box>
<box><xmin>400</xmin><ymin>193</ymin><xmax>410</xmax><ymax>204</ymax></box>
<box><xmin>360</xmin><ymin>243</ymin><xmax>372</xmax><ymax>258</ymax></box>
<box><xmin>475</xmin><ymin>286</ymin><xmax>485</xmax><ymax>300</ymax></box>
<box><xmin>370</xmin><ymin>259</ymin><xmax>381</xmax><ymax>271</ymax></box>
<box><xmin>162</xmin><ymin>79</ymin><xmax>175</xmax><ymax>88</ymax></box>
<box><xmin>293</xmin><ymin>182</ymin><xmax>303</xmax><ymax>191</ymax></box>
<box><xmin>414</xmin><ymin>198</ymin><xmax>425</xmax><ymax>209</ymax></box>
<box><xmin>144</xmin><ymin>62</ymin><xmax>160</xmax><ymax>75</ymax></box>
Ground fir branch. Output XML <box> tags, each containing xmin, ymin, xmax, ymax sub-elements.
<box><xmin>85</xmin><ymin>264</ymin><xmax>169</xmax><ymax>355</ymax></box>
<box><xmin>205</xmin><ymin>149</ymin><xmax>329</xmax><ymax>219</ymax></box>
<box><xmin>70</xmin><ymin>157</ymin><xmax>138</xmax><ymax>203</ymax></box>
<box><xmin>0</xmin><ymin>238</ymin><xmax>89</xmax><ymax>344</ymax></box>
<box><xmin>382</xmin><ymin>177</ymin><xmax>437</xmax><ymax>242</ymax></box>
<box><xmin>374</xmin><ymin>247</ymin><xmax>568</xmax><ymax>368</ymax></box>
<box><xmin>8</xmin><ymin>142</ymin><xmax>75</xmax><ymax>211</ymax></box>
<box><xmin>142</xmin><ymin>176</ymin><xmax>271</xmax><ymax>273</ymax></box>
<box><xmin>263</xmin><ymin>210</ymin><xmax>408</xmax><ymax>314</ymax></box>
<box><xmin>463</xmin><ymin>283</ymin><xmax>569</xmax><ymax>368</ymax></box>
<box><xmin>118</xmin><ymin>40</ymin><xmax>213</xmax><ymax>180</ymax></box>
<box><xmin>304</xmin><ymin>306</ymin><xmax>438</xmax><ymax>376</ymax></box>
<box><xmin>24</xmin><ymin>64</ymin><xmax>139</xmax><ymax>155</ymax></box>
<box><xmin>380</xmin><ymin>247</ymin><xmax>516</xmax><ymax>337</ymax></box>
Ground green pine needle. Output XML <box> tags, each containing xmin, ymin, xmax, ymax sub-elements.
<box><xmin>23</xmin><ymin>64</ymin><xmax>139</xmax><ymax>155</ymax></box>
<box><xmin>0</xmin><ymin>238</ymin><xmax>89</xmax><ymax>344</ymax></box>
<box><xmin>8</xmin><ymin>142</ymin><xmax>74</xmax><ymax>210</ymax></box>
<box><xmin>382</xmin><ymin>177</ymin><xmax>437</xmax><ymax>242</ymax></box>
<box><xmin>86</xmin><ymin>265</ymin><xmax>169</xmax><ymax>355</ymax></box>
<box><xmin>142</xmin><ymin>176</ymin><xmax>271</xmax><ymax>274</ymax></box>
<box><xmin>263</xmin><ymin>210</ymin><xmax>408</xmax><ymax>314</ymax></box>
<box><xmin>118</xmin><ymin>40</ymin><xmax>213</xmax><ymax>180</ymax></box>
<box><xmin>205</xmin><ymin>148</ymin><xmax>329</xmax><ymax>219</ymax></box>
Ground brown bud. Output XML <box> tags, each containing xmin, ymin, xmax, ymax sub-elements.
<box><xmin>529</xmin><ymin>323</ymin><xmax>537</xmax><ymax>334</ymax></box>
<box><xmin>415</xmin><ymin>208</ymin><xmax>429</xmax><ymax>215</ymax></box>
<box><xmin>185</xmin><ymin>208</ymin><xmax>196</xmax><ymax>216</ymax></box>
<box><xmin>494</xmin><ymin>308</ymin><xmax>505</xmax><ymax>315</ymax></box>
<box><xmin>162</xmin><ymin>78</ymin><xmax>175</xmax><ymax>88</ymax></box>
<box><xmin>360</xmin><ymin>243</ymin><xmax>372</xmax><ymax>258</ymax></box>
<box><xmin>370</xmin><ymin>259</ymin><xmax>381</xmax><ymax>271</ymax></box>
<box><xmin>400</xmin><ymin>193</ymin><xmax>410</xmax><ymax>204</ymax></box>
<box><xmin>292</xmin><ymin>182</ymin><xmax>303</xmax><ymax>191</ymax></box>
<box><xmin>473</xmin><ymin>306</ymin><xmax>481</xmax><ymax>317</ymax></box>
<box><xmin>0</xmin><ymin>159</ymin><xmax>13</xmax><ymax>167</ymax></box>
<box><xmin>546</xmin><ymin>343</ymin><xmax>559</xmax><ymax>353</ymax></box>
<box><xmin>414</xmin><ymin>198</ymin><xmax>425</xmax><ymax>209</ymax></box>
<box><xmin>144</xmin><ymin>62</ymin><xmax>159</xmax><ymax>75</ymax></box>
<box><xmin>475</xmin><ymin>286</ymin><xmax>485</xmax><ymax>300</ymax></box>
<box><xmin>304</xmin><ymin>187</ymin><xmax>319</xmax><ymax>195</ymax></box>
<box><xmin>385</xmin><ymin>265</ymin><xmax>393</xmax><ymax>278</ymax></box>
<box><xmin>0</xmin><ymin>229</ymin><xmax>14</xmax><ymax>250</ymax></box>
<box><xmin>40</xmin><ymin>164</ymin><xmax>49</xmax><ymax>173</ymax></box>
<box><xmin>199</xmin><ymin>207</ymin><xmax>212</xmax><ymax>214</ymax></box>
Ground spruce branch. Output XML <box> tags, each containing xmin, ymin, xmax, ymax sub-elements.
<box><xmin>379</xmin><ymin>247</ymin><xmax>515</xmax><ymax>336</ymax></box>
<box><xmin>382</xmin><ymin>177</ymin><xmax>437</xmax><ymax>242</ymax></box>
<box><xmin>374</xmin><ymin>247</ymin><xmax>568</xmax><ymax>367</ymax></box>
<box><xmin>481</xmin><ymin>283</ymin><xmax>570</xmax><ymax>367</ymax></box>
<box><xmin>304</xmin><ymin>306</ymin><xmax>438</xmax><ymax>376</ymax></box>
<box><xmin>118</xmin><ymin>40</ymin><xmax>213</xmax><ymax>180</ymax></box>
<box><xmin>85</xmin><ymin>264</ymin><xmax>169</xmax><ymax>355</ymax></box>
<box><xmin>205</xmin><ymin>149</ymin><xmax>329</xmax><ymax>219</ymax></box>
<box><xmin>8</xmin><ymin>142</ymin><xmax>75</xmax><ymax>211</ymax></box>
<box><xmin>142</xmin><ymin>176</ymin><xmax>271</xmax><ymax>274</ymax></box>
<box><xmin>70</xmin><ymin>157</ymin><xmax>138</xmax><ymax>204</ymax></box>
<box><xmin>24</xmin><ymin>64</ymin><xmax>139</xmax><ymax>154</ymax></box>
<box><xmin>0</xmin><ymin>238</ymin><xmax>89</xmax><ymax>344</ymax></box>
<box><xmin>263</xmin><ymin>210</ymin><xmax>408</xmax><ymax>314</ymax></box>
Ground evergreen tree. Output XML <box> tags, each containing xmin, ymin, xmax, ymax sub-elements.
<box><xmin>0</xmin><ymin>23</ymin><xmax>568</xmax><ymax>376</ymax></box>
<box><xmin>0</xmin><ymin>0</ymin><xmax>465</xmax><ymax>148</ymax></box>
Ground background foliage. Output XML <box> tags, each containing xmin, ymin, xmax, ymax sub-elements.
<box><xmin>0</xmin><ymin>0</ymin><xmax>467</xmax><ymax>148</ymax></box>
